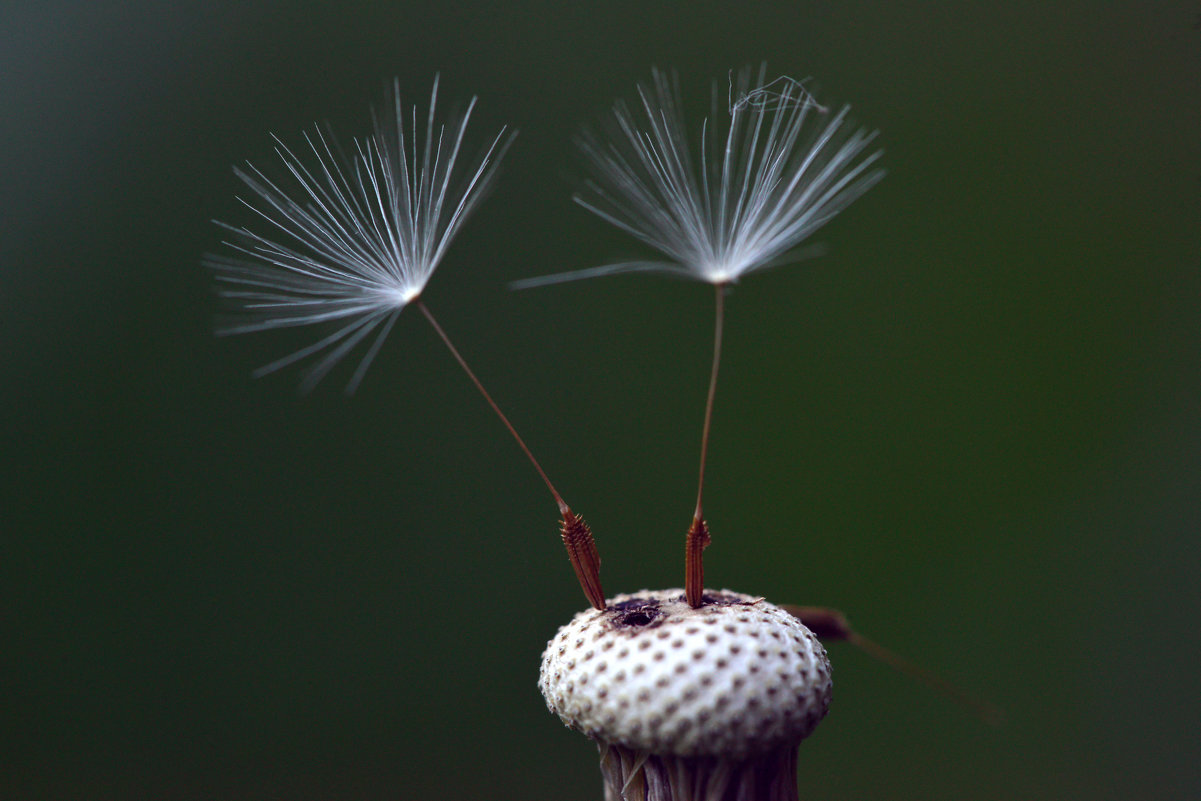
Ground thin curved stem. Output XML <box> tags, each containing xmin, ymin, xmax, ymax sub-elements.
<box><xmin>417</xmin><ymin>299</ymin><xmax>567</xmax><ymax>513</ymax></box>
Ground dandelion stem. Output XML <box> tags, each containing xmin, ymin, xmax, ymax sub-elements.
<box><xmin>416</xmin><ymin>299</ymin><xmax>606</xmax><ymax>609</ymax></box>
<box><xmin>686</xmin><ymin>283</ymin><xmax>725</xmax><ymax>607</ymax></box>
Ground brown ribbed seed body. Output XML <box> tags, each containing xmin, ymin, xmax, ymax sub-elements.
<box><xmin>539</xmin><ymin>589</ymin><xmax>831</xmax><ymax>759</ymax></box>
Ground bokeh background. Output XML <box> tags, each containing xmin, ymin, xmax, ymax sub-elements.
<box><xmin>3</xmin><ymin>2</ymin><xmax>1199</xmax><ymax>799</ymax></box>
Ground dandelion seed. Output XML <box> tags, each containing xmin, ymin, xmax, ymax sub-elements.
<box><xmin>207</xmin><ymin>75</ymin><xmax>513</xmax><ymax>393</ymax></box>
<box><xmin>208</xmin><ymin>78</ymin><xmax>606</xmax><ymax>610</ymax></box>
<box><xmin>516</xmin><ymin>66</ymin><xmax>884</xmax><ymax>608</ymax></box>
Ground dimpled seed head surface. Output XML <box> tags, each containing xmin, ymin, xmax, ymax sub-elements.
<box><xmin>539</xmin><ymin>589</ymin><xmax>832</xmax><ymax>758</ymax></box>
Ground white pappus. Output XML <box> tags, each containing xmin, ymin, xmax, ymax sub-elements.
<box><xmin>515</xmin><ymin>66</ymin><xmax>884</xmax><ymax>289</ymax></box>
<box><xmin>208</xmin><ymin>76</ymin><xmax>513</xmax><ymax>392</ymax></box>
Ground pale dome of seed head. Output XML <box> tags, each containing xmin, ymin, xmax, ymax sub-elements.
<box><xmin>539</xmin><ymin>589</ymin><xmax>831</xmax><ymax>758</ymax></box>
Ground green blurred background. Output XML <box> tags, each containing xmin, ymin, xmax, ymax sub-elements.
<box><xmin>3</xmin><ymin>1</ymin><xmax>1198</xmax><ymax>799</ymax></box>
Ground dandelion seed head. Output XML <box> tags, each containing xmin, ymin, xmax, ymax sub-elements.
<box><xmin>208</xmin><ymin>76</ymin><xmax>513</xmax><ymax>391</ymax></box>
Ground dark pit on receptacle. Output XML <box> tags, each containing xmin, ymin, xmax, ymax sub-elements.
<box><xmin>609</xmin><ymin>599</ymin><xmax>663</xmax><ymax>629</ymax></box>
